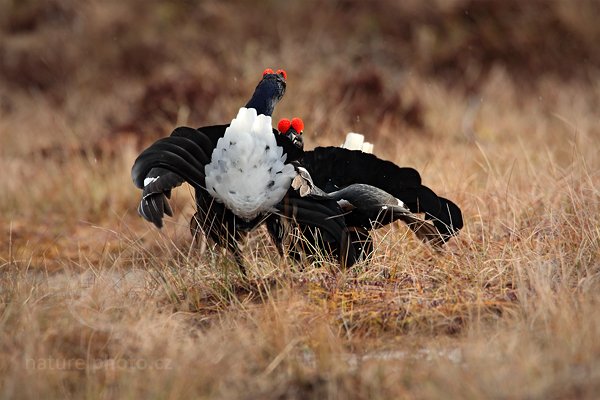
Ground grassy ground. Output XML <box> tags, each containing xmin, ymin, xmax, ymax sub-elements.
<box><xmin>1</xmin><ymin>1</ymin><xmax>600</xmax><ymax>399</ymax></box>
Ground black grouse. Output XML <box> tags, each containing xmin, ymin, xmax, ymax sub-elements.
<box><xmin>131</xmin><ymin>70</ymin><xmax>350</xmax><ymax>271</ymax></box>
<box><xmin>275</xmin><ymin>119</ymin><xmax>463</xmax><ymax>262</ymax></box>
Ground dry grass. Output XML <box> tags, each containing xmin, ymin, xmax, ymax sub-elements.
<box><xmin>2</xmin><ymin>1</ymin><xmax>600</xmax><ymax>399</ymax></box>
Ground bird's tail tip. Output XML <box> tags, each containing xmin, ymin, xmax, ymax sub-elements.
<box><xmin>342</xmin><ymin>132</ymin><xmax>374</xmax><ymax>154</ymax></box>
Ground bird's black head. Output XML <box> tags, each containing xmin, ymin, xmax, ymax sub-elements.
<box><xmin>277</xmin><ymin>117</ymin><xmax>304</xmax><ymax>150</ymax></box>
<box><xmin>274</xmin><ymin>117</ymin><xmax>304</xmax><ymax>162</ymax></box>
<box><xmin>245</xmin><ymin>68</ymin><xmax>287</xmax><ymax>116</ymax></box>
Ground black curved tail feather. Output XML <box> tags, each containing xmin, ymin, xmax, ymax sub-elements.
<box><xmin>131</xmin><ymin>136</ymin><xmax>209</xmax><ymax>189</ymax></box>
<box><xmin>131</xmin><ymin>130</ymin><xmax>214</xmax><ymax>228</ymax></box>
<box><xmin>301</xmin><ymin>147</ymin><xmax>463</xmax><ymax>241</ymax></box>
<box><xmin>431</xmin><ymin>196</ymin><xmax>463</xmax><ymax>241</ymax></box>
<box><xmin>138</xmin><ymin>189</ymin><xmax>173</xmax><ymax>228</ymax></box>
<box><xmin>302</xmin><ymin>147</ymin><xmax>422</xmax><ymax>191</ymax></box>
<box><xmin>391</xmin><ymin>185</ymin><xmax>462</xmax><ymax>240</ymax></box>
<box><xmin>172</xmin><ymin>126</ymin><xmax>219</xmax><ymax>155</ymax></box>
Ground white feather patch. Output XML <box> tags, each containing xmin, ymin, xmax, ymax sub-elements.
<box><xmin>342</xmin><ymin>132</ymin><xmax>374</xmax><ymax>153</ymax></box>
<box><xmin>362</xmin><ymin>142</ymin><xmax>374</xmax><ymax>154</ymax></box>
<box><xmin>342</xmin><ymin>132</ymin><xmax>364</xmax><ymax>151</ymax></box>
<box><xmin>144</xmin><ymin>176</ymin><xmax>159</xmax><ymax>187</ymax></box>
<box><xmin>204</xmin><ymin>107</ymin><xmax>295</xmax><ymax>220</ymax></box>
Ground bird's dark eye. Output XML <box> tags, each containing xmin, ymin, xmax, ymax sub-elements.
<box><xmin>291</xmin><ymin>117</ymin><xmax>304</xmax><ymax>134</ymax></box>
<box><xmin>276</xmin><ymin>69</ymin><xmax>287</xmax><ymax>80</ymax></box>
<box><xmin>277</xmin><ymin>118</ymin><xmax>291</xmax><ymax>134</ymax></box>
<box><xmin>263</xmin><ymin>68</ymin><xmax>274</xmax><ymax>77</ymax></box>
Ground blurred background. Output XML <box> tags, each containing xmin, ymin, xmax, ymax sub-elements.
<box><xmin>2</xmin><ymin>5</ymin><xmax>600</xmax><ymax>397</ymax></box>
<box><xmin>1</xmin><ymin>0</ymin><xmax>600</xmax><ymax>248</ymax></box>
<box><xmin>1</xmin><ymin>0</ymin><xmax>599</xmax><ymax>152</ymax></box>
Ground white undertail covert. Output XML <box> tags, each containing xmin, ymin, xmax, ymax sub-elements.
<box><xmin>342</xmin><ymin>132</ymin><xmax>373</xmax><ymax>153</ymax></box>
<box><xmin>205</xmin><ymin>107</ymin><xmax>295</xmax><ymax>220</ymax></box>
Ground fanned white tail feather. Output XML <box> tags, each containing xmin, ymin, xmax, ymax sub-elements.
<box><xmin>342</xmin><ymin>132</ymin><xmax>373</xmax><ymax>153</ymax></box>
<box><xmin>205</xmin><ymin>107</ymin><xmax>295</xmax><ymax>220</ymax></box>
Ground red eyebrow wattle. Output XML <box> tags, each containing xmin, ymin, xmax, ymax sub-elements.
<box><xmin>277</xmin><ymin>118</ymin><xmax>291</xmax><ymax>133</ymax></box>
<box><xmin>276</xmin><ymin>69</ymin><xmax>287</xmax><ymax>80</ymax></box>
<box><xmin>291</xmin><ymin>117</ymin><xmax>304</xmax><ymax>133</ymax></box>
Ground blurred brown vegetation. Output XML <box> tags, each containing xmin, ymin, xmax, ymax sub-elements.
<box><xmin>1</xmin><ymin>0</ymin><xmax>599</xmax><ymax>145</ymax></box>
<box><xmin>1</xmin><ymin>1</ymin><xmax>600</xmax><ymax>399</ymax></box>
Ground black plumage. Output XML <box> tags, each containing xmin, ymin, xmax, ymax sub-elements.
<box><xmin>271</xmin><ymin>122</ymin><xmax>463</xmax><ymax>263</ymax></box>
<box><xmin>132</xmin><ymin>71</ymin><xmax>463</xmax><ymax>272</ymax></box>
<box><xmin>132</xmin><ymin>71</ymin><xmax>290</xmax><ymax>271</ymax></box>
<box><xmin>301</xmin><ymin>147</ymin><xmax>463</xmax><ymax>242</ymax></box>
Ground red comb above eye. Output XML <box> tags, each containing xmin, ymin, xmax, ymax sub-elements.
<box><xmin>263</xmin><ymin>68</ymin><xmax>274</xmax><ymax>76</ymax></box>
<box><xmin>276</xmin><ymin>69</ymin><xmax>287</xmax><ymax>80</ymax></box>
<box><xmin>291</xmin><ymin>117</ymin><xmax>304</xmax><ymax>133</ymax></box>
<box><xmin>277</xmin><ymin>118</ymin><xmax>291</xmax><ymax>133</ymax></box>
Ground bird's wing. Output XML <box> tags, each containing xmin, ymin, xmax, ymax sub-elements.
<box><xmin>276</xmin><ymin>193</ymin><xmax>357</xmax><ymax>268</ymax></box>
<box><xmin>301</xmin><ymin>147</ymin><xmax>463</xmax><ymax>241</ymax></box>
<box><xmin>324</xmin><ymin>183</ymin><xmax>445</xmax><ymax>246</ymax></box>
